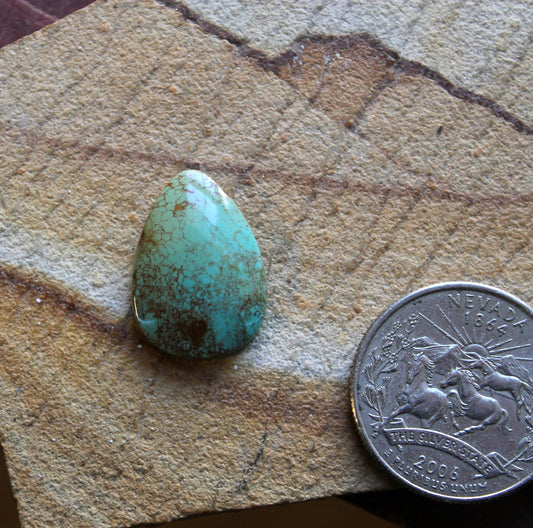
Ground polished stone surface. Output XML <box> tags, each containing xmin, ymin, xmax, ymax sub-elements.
<box><xmin>132</xmin><ymin>170</ymin><xmax>266</xmax><ymax>359</ymax></box>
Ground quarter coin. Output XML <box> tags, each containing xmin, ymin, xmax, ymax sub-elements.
<box><xmin>352</xmin><ymin>283</ymin><xmax>533</xmax><ymax>501</ymax></box>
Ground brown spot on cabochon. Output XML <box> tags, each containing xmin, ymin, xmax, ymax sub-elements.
<box><xmin>184</xmin><ymin>319</ymin><xmax>208</xmax><ymax>346</ymax></box>
<box><xmin>173</xmin><ymin>202</ymin><xmax>187</xmax><ymax>214</ymax></box>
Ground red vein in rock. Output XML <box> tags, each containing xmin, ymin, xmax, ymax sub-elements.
<box><xmin>2</xmin><ymin>121</ymin><xmax>532</xmax><ymax>208</ymax></box>
<box><xmin>157</xmin><ymin>0</ymin><xmax>533</xmax><ymax>135</ymax></box>
<box><xmin>0</xmin><ymin>265</ymin><xmax>125</xmax><ymax>338</ymax></box>
<box><xmin>0</xmin><ymin>264</ymin><xmax>351</xmax><ymax>437</ymax></box>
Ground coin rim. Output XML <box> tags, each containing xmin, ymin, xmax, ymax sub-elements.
<box><xmin>351</xmin><ymin>282</ymin><xmax>533</xmax><ymax>502</ymax></box>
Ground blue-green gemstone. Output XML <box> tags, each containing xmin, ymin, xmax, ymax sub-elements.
<box><xmin>132</xmin><ymin>170</ymin><xmax>266</xmax><ymax>359</ymax></box>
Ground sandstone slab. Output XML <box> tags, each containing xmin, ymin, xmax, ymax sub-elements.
<box><xmin>0</xmin><ymin>1</ymin><xmax>531</xmax><ymax>526</ymax></box>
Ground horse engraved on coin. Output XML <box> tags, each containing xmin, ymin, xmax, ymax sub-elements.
<box><xmin>352</xmin><ymin>283</ymin><xmax>533</xmax><ymax>501</ymax></box>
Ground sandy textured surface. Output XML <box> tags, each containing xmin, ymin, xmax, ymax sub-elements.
<box><xmin>178</xmin><ymin>0</ymin><xmax>533</xmax><ymax>123</ymax></box>
<box><xmin>0</xmin><ymin>0</ymin><xmax>531</xmax><ymax>526</ymax></box>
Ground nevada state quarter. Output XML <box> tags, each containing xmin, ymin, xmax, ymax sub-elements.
<box><xmin>352</xmin><ymin>283</ymin><xmax>533</xmax><ymax>501</ymax></box>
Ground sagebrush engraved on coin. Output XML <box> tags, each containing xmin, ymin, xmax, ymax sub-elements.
<box><xmin>352</xmin><ymin>283</ymin><xmax>533</xmax><ymax>501</ymax></box>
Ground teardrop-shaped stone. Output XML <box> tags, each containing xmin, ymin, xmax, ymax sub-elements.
<box><xmin>132</xmin><ymin>170</ymin><xmax>266</xmax><ymax>359</ymax></box>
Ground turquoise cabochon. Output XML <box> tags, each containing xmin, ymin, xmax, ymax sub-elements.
<box><xmin>132</xmin><ymin>170</ymin><xmax>266</xmax><ymax>359</ymax></box>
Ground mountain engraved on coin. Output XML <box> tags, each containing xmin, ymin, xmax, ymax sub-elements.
<box><xmin>352</xmin><ymin>283</ymin><xmax>533</xmax><ymax>501</ymax></box>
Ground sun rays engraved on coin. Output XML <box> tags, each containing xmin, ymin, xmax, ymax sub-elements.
<box><xmin>354</xmin><ymin>284</ymin><xmax>533</xmax><ymax>499</ymax></box>
<box><xmin>366</xmin><ymin>305</ymin><xmax>533</xmax><ymax>469</ymax></box>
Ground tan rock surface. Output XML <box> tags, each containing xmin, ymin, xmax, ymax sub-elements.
<box><xmin>179</xmin><ymin>0</ymin><xmax>533</xmax><ymax>123</ymax></box>
<box><xmin>0</xmin><ymin>0</ymin><xmax>531</xmax><ymax>526</ymax></box>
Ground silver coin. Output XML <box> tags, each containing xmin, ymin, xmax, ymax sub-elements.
<box><xmin>351</xmin><ymin>283</ymin><xmax>533</xmax><ymax>501</ymax></box>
